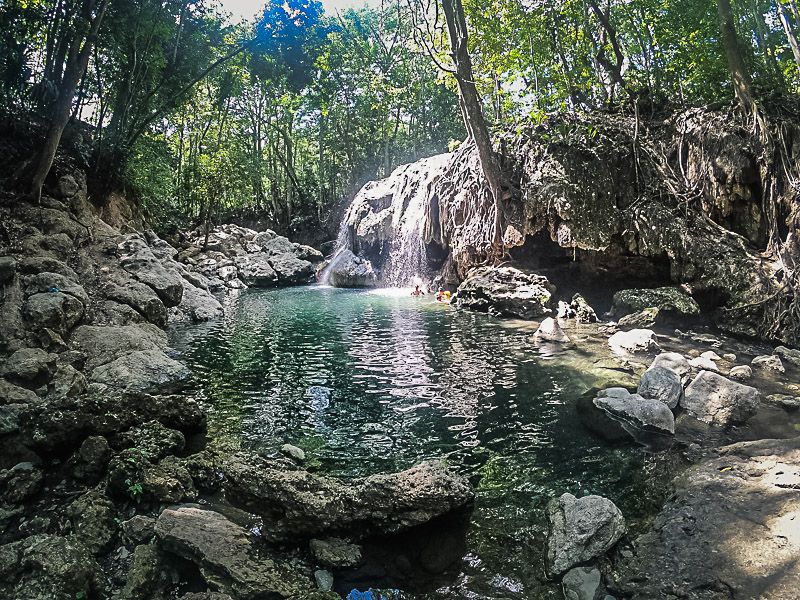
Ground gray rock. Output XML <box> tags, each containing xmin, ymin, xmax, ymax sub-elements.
<box><xmin>765</xmin><ymin>394</ymin><xmax>800</xmax><ymax>408</ymax></box>
<box><xmin>224</xmin><ymin>455</ymin><xmax>473</xmax><ymax>542</ymax></box>
<box><xmin>688</xmin><ymin>355</ymin><xmax>719</xmax><ymax>372</ymax></box>
<box><xmin>155</xmin><ymin>505</ymin><xmax>317</xmax><ymax>599</ymax></box>
<box><xmin>0</xmin><ymin>462</ymin><xmax>43</xmax><ymax>503</ymax></box>
<box><xmin>310</xmin><ymin>537</ymin><xmax>362</xmax><ymax>568</ymax></box>
<box><xmin>612</xmin><ymin>287</ymin><xmax>700</xmax><ymax>318</ymax></box>
<box><xmin>169</xmin><ymin>283</ymin><xmax>223</xmax><ymax>323</ymax></box>
<box><xmin>650</xmin><ymin>352</ymin><xmax>691</xmax><ymax>378</ymax></box>
<box><xmin>0</xmin><ymin>256</ymin><xmax>17</xmax><ymax>283</ymax></box>
<box><xmin>0</xmin><ymin>379</ymin><xmax>39</xmax><ymax>404</ymax></box>
<box><xmin>48</xmin><ymin>364</ymin><xmax>87</xmax><ymax>399</ymax></box>
<box><xmin>269</xmin><ymin>253</ymin><xmax>314</xmax><ymax>284</ymax></box>
<box><xmin>0</xmin><ymin>535</ymin><xmax>102</xmax><ymax>600</ymax></box>
<box><xmin>105</xmin><ymin>279</ymin><xmax>168</xmax><ymax>328</ymax></box>
<box><xmin>452</xmin><ymin>266</ymin><xmax>555</xmax><ymax>319</ymax></box>
<box><xmin>68</xmin><ymin>435</ymin><xmax>112</xmax><ymax>484</ymax></box>
<box><xmin>235</xmin><ymin>254</ymin><xmax>279</xmax><ymax>287</ymax></box>
<box><xmin>617</xmin><ymin>308</ymin><xmax>659</xmax><ymax>330</ymax></box>
<box><xmin>562</xmin><ymin>566</ymin><xmax>602</xmax><ymax>600</ymax></box>
<box><xmin>24</xmin><ymin>271</ymin><xmax>88</xmax><ymax>304</ymax></box>
<box><xmin>23</xmin><ymin>292</ymin><xmax>85</xmax><ymax>335</ymax></box>
<box><xmin>326</xmin><ymin>249</ymin><xmax>378</xmax><ymax>288</ymax></box>
<box><xmin>0</xmin><ymin>348</ymin><xmax>57</xmax><ymax>386</ymax></box>
<box><xmin>57</xmin><ymin>174</ymin><xmax>79</xmax><ymax>197</ymax></box>
<box><xmin>122</xmin><ymin>544</ymin><xmax>171</xmax><ymax>600</ymax></box>
<box><xmin>111</xmin><ymin>420</ymin><xmax>185</xmax><ymax>461</ymax></box>
<box><xmin>18</xmin><ymin>256</ymin><xmax>77</xmax><ymax>280</ymax></box>
<box><xmin>67</xmin><ymin>490</ymin><xmax>117</xmax><ymax>555</ymax></box>
<box><xmin>612</xmin><ymin>438</ymin><xmax>800</xmax><ymax>600</ymax></box>
<box><xmin>280</xmin><ymin>443</ymin><xmax>306</xmax><ymax>461</ymax></box>
<box><xmin>107</xmin><ymin>449</ymin><xmax>196</xmax><ymax>503</ymax></box>
<box><xmin>547</xmin><ymin>493</ymin><xmax>626</xmax><ymax>575</ymax></box>
<box><xmin>260</xmin><ymin>235</ymin><xmax>296</xmax><ymax>257</ymax></box>
<box><xmin>217</xmin><ymin>265</ymin><xmax>238</xmax><ymax>281</ymax></box>
<box><xmin>729</xmin><ymin>365</ymin><xmax>753</xmax><ymax>381</ymax></box>
<box><xmin>752</xmin><ymin>354</ymin><xmax>785</xmax><ymax>373</ymax></box>
<box><xmin>594</xmin><ymin>388</ymin><xmax>675</xmax><ymax>435</ymax></box>
<box><xmin>296</xmin><ymin>244</ymin><xmax>324</xmax><ymax>262</ymax></box>
<box><xmin>773</xmin><ymin>345</ymin><xmax>800</xmax><ymax>366</ymax></box>
<box><xmin>608</xmin><ymin>329</ymin><xmax>660</xmax><ymax>355</ymax></box>
<box><xmin>535</xmin><ymin>317</ymin><xmax>571</xmax><ymax>343</ymax></box>
<box><xmin>118</xmin><ymin>234</ymin><xmax>184</xmax><ymax>307</ymax></box>
<box><xmin>88</xmin><ymin>349</ymin><xmax>190</xmax><ymax>394</ymax></box>
<box><xmin>314</xmin><ymin>569</ymin><xmax>334</xmax><ymax>592</ymax></box>
<box><xmin>69</xmin><ymin>324</ymin><xmax>167</xmax><ymax>371</ymax></box>
<box><xmin>637</xmin><ymin>366</ymin><xmax>682</xmax><ymax>409</ymax></box>
<box><xmin>681</xmin><ymin>370</ymin><xmax>760</xmax><ymax>425</ymax></box>
<box><xmin>0</xmin><ymin>404</ymin><xmax>25</xmax><ymax>434</ymax></box>
<box><xmin>571</xmin><ymin>294</ymin><xmax>598</xmax><ymax>323</ymax></box>
<box><xmin>120</xmin><ymin>515</ymin><xmax>157</xmax><ymax>548</ymax></box>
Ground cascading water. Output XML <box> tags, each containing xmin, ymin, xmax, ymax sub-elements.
<box><xmin>325</xmin><ymin>153</ymin><xmax>452</xmax><ymax>289</ymax></box>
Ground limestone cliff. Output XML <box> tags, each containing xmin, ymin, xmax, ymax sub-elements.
<box><xmin>335</xmin><ymin>106</ymin><xmax>800</xmax><ymax>343</ymax></box>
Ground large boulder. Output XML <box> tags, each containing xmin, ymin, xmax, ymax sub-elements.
<box><xmin>223</xmin><ymin>454</ymin><xmax>473</xmax><ymax>541</ymax></box>
<box><xmin>235</xmin><ymin>254</ymin><xmax>278</xmax><ymax>287</ymax></box>
<box><xmin>451</xmin><ymin>266</ymin><xmax>555</xmax><ymax>319</ymax></box>
<box><xmin>535</xmin><ymin>317</ymin><xmax>571</xmax><ymax>343</ymax></box>
<box><xmin>155</xmin><ymin>505</ymin><xmax>321</xmax><ymax>599</ymax></box>
<box><xmin>104</xmin><ymin>279</ymin><xmax>168</xmax><ymax>328</ymax></box>
<box><xmin>681</xmin><ymin>370</ymin><xmax>760</xmax><ymax>425</ymax></box>
<box><xmin>0</xmin><ymin>348</ymin><xmax>57</xmax><ymax>387</ymax></box>
<box><xmin>169</xmin><ymin>283</ymin><xmax>223</xmax><ymax>323</ymax></box>
<box><xmin>547</xmin><ymin>493</ymin><xmax>626</xmax><ymax>575</ymax></box>
<box><xmin>269</xmin><ymin>253</ymin><xmax>314</xmax><ymax>284</ymax></box>
<box><xmin>637</xmin><ymin>365</ymin><xmax>683</xmax><ymax>409</ymax></box>
<box><xmin>0</xmin><ymin>535</ymin><xmax>102</xmax><ymax>600</ymax></box>
<box><xmin>88</xmin><ymin>349</ymin><xmax>190</xmax><ymax>395</ymax></box>
<box><xmin>69</xmin><ymin>324</ymin><xmax>167</xmax><ymax>371</ymax></box>
<box><xmin>594</xmin><ymin>387</ymin><xmax>675</xmax><ymax>435</ymax></box>
<box><xmin>611</xmin><ymin>287</ymin><xmax>700</xmax><ymax>320</ymax></box>
<box><xmin>326</xmin><ymin>249</ymin><xmax>378</xmax><ymax>288</ymax></box>
<box><xmin>117</xmin><ymin>234</ymin><xmax>184</xmax><ymax>307</ymax></box>
<box><xmin>23</xmin><ymin>292</ymin><xmax>85</xmax><ymax>336</ymax></box>
<box><xmin>612</xmin><ymin>438</ymin><xmax>800</xmax><ymax>600</ymax></box>
<box><xmin>650</xmin><ymin>352</ymin><xmax>691</xmax><ymax>378</ymax></box>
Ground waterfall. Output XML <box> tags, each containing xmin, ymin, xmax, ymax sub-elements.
<box><xmin>325</xmin><ymin>152</ymin><xmax>452</xmax><ymax>288</ymax></box>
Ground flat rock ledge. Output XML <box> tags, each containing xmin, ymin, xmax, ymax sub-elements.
<box><xmin>155</xmin><ymin>505</ymin><xmax>336</xmax><ymax>600</ymax></box>
<box><xmin>223</xmin><ymin>453</ymin><xmax>474</xmax><ymax>542</ymax></box>
<box><xmin>611</xmin><ymin>438</ymin><xmax>800</xmax><ymax>600</ymax></box>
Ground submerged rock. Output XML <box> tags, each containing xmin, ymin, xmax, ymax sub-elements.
<box><xmin>681</xmin><ymin>370</ymin><xmax>760</xmax><ymax>425</ymax></box>
<box><xmin>617</xmin><ymin>308</ymin><xmax>659</xmax><ymax>330</ymax></box>
<box><xmin>612</xmin><ymin>438</ymin><xmax>800</xmax><ymax>600</ymax></box>
<box><xmin>547</xmin><ymin>493</ymin><xmax>626</xmax><ymax>576</ymax></box>
<box><xmin>773</xmin><ymin>345</ymin><xmax>800</xmax><ymax>366</ymax></box>
<box><xmin>751</xmin><ymin>354</ymin><xmax>785</xmax><ymax>373</ymax></box>
<box><xmin>223</xmin><ymin>454</ymin><xmax>473</xmax><ymax>541</ymax></box>
<box><xmin>562</xmin><ymin>566</ymin><xmax>603</xmax><ymax>600</ymax></box>
<box><xmin>451</xmin><ymin>266</ymin><xmax>555</xmax><ymax>319</ymax></box>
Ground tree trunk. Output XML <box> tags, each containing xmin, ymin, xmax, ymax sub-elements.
<box><xmin>717</xmin><ymin>0</ymin><xmax>755</xmax><ymax>113</ymax></box>
<box><xmin>440</xmin><ymin>0</ymin><xmax>504</xmax><ymax>245</ymax></box>
<box><xmin>588</xmin><ymin>0</ymin><xmax>626</xmax><ymax>93</ymax></box>
<box><xmin>778</xmin><ymin>1</ymin><xmax>800</xmax><ymax>72</ymax></box>
<box><xmin>29</xmin><ymin>0</ymin><xmax>107</xmax><ymax>200</ymax></box>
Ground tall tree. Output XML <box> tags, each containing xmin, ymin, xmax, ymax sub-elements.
<box><xmin>28</xmin><ymin>0</ymin><xmax>107</xmax><ymax>199</ymax></box>
<box><xmin>440</xmin><ymin>0</ymin><xmax>504</xmax><ymax>245</ymax></box>
<box><xmin>717</xmin><ymin>0</ymin><xmax>756</xmax><ymax>112</ymax></box>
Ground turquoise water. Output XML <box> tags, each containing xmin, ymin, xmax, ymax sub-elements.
<box><xmin>169</xmin><ymin>286</ymin><xmax>669</xmax><ymax>598</ymax></box>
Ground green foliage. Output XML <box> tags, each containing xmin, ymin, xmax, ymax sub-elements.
<box><xmin>124</xmin><ymin>477</ymin><xmax>143</xmax><ymax>502</ymax></box>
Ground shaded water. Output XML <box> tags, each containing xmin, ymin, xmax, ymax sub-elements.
<box><xmin>167</xmin><ymin>286</ymin><xmax>706</xmax><ymax>598</ymax></box>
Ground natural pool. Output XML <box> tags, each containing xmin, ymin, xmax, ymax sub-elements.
<box><xmin>167</xmin><ymin>286</ymin><xmax>691</xmax><ymax>598</ymax></box>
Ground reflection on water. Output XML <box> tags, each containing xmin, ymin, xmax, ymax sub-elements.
<box><xmin>169</xmin><ymin>286</ymin><xmax>663</xmax><ymax>597</ymax></box>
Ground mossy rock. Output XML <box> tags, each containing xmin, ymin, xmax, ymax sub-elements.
<box><xmin>612</xmin><ymin>287</ymin><xmax>700</xmax><ymax>318</ymax></box>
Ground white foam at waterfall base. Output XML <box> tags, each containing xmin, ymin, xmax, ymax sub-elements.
<box><xmin>382</xmin><ymin>154</ymin><xmax>451</xmax><ymax>287</ymax></box>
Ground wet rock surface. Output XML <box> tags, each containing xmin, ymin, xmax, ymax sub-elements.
<box><xmin>326</xmin><ymin>249</ymin><xmax>379</xmax><ymax>288</ymax></box>
<box><xmin>547</xmin><ymin>493</ymin><xmax>626</xmax><ymax>576</ymax></box>
<box><xmin>611</xmin><ymin>438</ymin><xmax>800</xmax><ymax>600</ymax></box>
<box><xmin>451</xmin><ymin>266</ymin><xmax>555</xmax><ymax>319</ymax></box>
<box><xmin>224</xmin><ymin>453</ymin><xmax>474</xmax><ymax>541</ymax></box>
<box><xmin>594</xmin><ymin>387</ymin><xmax>675</xmax><ymax>436</ymax></box>
<box><xmin>681</xmin><ymin>370</ymin><xmax>760</xmax><ymax>426</ymax></box>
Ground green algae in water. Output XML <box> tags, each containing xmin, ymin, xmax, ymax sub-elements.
<box><xmin>169</xmin><ymin>286</ymin><xmax>663</xmax><ymax>597</ymax></box>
